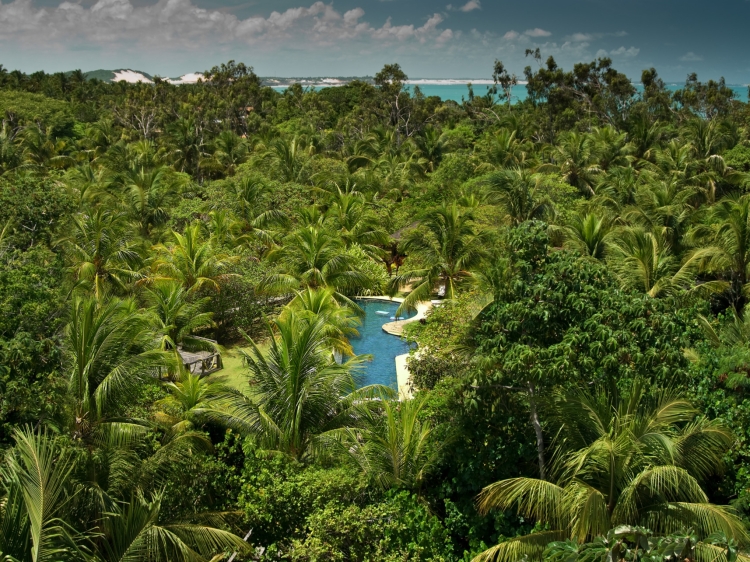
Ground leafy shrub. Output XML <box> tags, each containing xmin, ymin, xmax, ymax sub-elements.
<box><xmin>290</xmin><ymin>491</ymin><xmax>455</xmax><ymax>561</ymax></box>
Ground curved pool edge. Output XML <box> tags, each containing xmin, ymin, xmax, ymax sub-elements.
<box><xmin>356</xmin><ymin>296</ymin><xmax>433</xmax><ymax>401</ymax></box>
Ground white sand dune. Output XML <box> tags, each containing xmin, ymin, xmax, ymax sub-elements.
<box><xmin>168</xmin><ymin>73</ymin><xmax>205</xmax><ymax>85</ymax></box>
<box><xmin>112</xmin><ymin>70</ymin><xmax>153</xmax><ymax>83</ymax></box>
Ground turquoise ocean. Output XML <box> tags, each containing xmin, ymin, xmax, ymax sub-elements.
<box><xmin>272</xmin><ymin>83</ymin><xmax>749</xmax><ymax>104</ymax></box>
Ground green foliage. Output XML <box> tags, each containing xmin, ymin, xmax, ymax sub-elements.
<box><xmin>476</xmin><ymin>222</ymin><xmax>701</xmax><ymax>392</ymax></box>
<box><xmin>0</xmin><ymin>175</ymin><xmax>75</xmax><ymax>249</ymax></box>
<box><xmin>0</xmin><ymin>90</ymin><xmax>76</xmax><ymax>137</ymax></box>
<box><xmin>2</xmin><ymin>57</ymin><xmax>750</xmax><ymax>562</ymax></box>
<box><xmin>724</xmin><ymin>144</ymin><xmax>750</xmax><ymax>174</ymax></box>
<box><xmin>290</xmin><ymin>491</ymin><xmax>455</xmax><ymax>561</ymax></box>
<box><xmin>238</xmin><ymin>443</ymin><xmax>370</xmax><ymax>547</ymax></box>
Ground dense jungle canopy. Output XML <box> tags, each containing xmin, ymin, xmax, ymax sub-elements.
<box><xmin>2</xmin><ymin>56</ymin><xmax>750</xmax><ymax>561</ymax></box>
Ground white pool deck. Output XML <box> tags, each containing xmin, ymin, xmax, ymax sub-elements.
<box><xmin>358</xmin><ymin>297</ymin><xmax>432</xmax><ymax>400</ymax></box>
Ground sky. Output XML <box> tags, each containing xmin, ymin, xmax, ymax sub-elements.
<box><xmin>0</xmin><ymin>0</ymin><xmax>748</xmax><ymax>83</ymax></box>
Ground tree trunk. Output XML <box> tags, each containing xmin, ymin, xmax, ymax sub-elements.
<box><xmin>528</xmin><ymin>382</ymin><xmax>546</xmax><ymax>480</ymax></box>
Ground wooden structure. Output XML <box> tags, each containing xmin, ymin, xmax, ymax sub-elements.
<box><xmin>177</xmin><ymin>337</ymin><xmax>223</xmax><ymax>377</ymax></box>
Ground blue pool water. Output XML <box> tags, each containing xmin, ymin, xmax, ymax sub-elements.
<box><xmin>350</xmin><ymin>300</ymin><xmax>416</xmax><ymax>389</ymax></box>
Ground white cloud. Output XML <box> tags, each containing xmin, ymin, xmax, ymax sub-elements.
<box><xmin>372</xmin><ymin>13</ymin><xmax>447</xmax><ymax>44</ymax></box>
<box><xmin>680</xmin><ymin>51</ymin><xmax>703</xmax><ymax>61</ymax></box>
<box><xmin>436</xmin><ymin>29</ymin><xmax>454</xmax><ymax>43</ymax></box>
<box><xmin>459</xmin><ymin>0</ymin><xmax>481</xmax><ymax>11</ymax></box>
<box><xmin>503</xmin><ymin>30</ymin><xmax>520</xmax><ymax>40</ymax></box>
<box><xmin>610</xmin><ymin>46</ymin><xmax>639</xmax><ymax>57</ymax></box>
<box><xmin>0</xmin><ymin>0</ymin><xmax>453</xmax><ymax>51</ymax></box>
<box><xmin>596</xmin><ymin>46</ymin><xmax>640</xmax><ymax>59</ymax></box>
<box><xmin>569</xmin><ymin>33</ymin><xmax>592</xmax><ymax>42</ymax></box>
<box><xmin>524</xmin><ymin>28</ymin><xmax>551</xmax><ymax>37</ymax></box>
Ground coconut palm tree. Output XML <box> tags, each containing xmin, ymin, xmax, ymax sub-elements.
<box><xmin>66</xmin><ymin>297</ymin><xmax>167</xmax><ymax>444</ymax></box>
<box><xmin>484</xmin><ymin>168</ymin><xmax>554</xmax><ymax>226</ymax></box>
<box><xmin>546</xmin><ymin>132</ymin><xmax>603</xmax><ymax>197</ymax></box>
<box><xmin>65</xmin><ymin>209</ymin><xmax>142</xmax><ymax>300</ymax></box>
<box><xmin>608</xmin><ymin>227</ymin><xmax>702</xmax><ymax>298</ymax></box>
<box><xmin>625</xmin><ymin>178</ymin><xmax>698</xmax><ymax>252</ymax></box>
<box><xmin>0</xmin><ymin>120</ymin><xmax>21</xmax><ymax>173</ymax></box>
<box><xmin>98</xmin><ymin>491</ymin><xmax>248</xmax><ymax>562</ymax></box>
<box><xmin>689</xmin><ymin>195</ymin><xmax>750</xmax><ymax>311</ymax></box>
<box><xmin>590</xmin><ymin>126</ymin><xmax>634</xmax><ymax>171</ymax></box>
<box><xmin>153</xmin><ymin>369</ymin><xmax>228</xmax><ymax>434</ymax></box>
<box><xmin>260</xmin><ymin>225</ymin><xmax>374</xmax><ymax>305</ymax></box>
<box><xmin>115</xmin><ymin>165</ymin><xmax>185</xmax><ymax>238</ymax></box>
<box><xmin>389</xmin><ymin>203</ymin><xmax>489</xmax><ymax>313</ymax></box>
<box><xmin>0</xmin><ymin>427</ymin><xmax>88</xmax><ymax>562</ymax></box>
<box><xmin>411</xmin><ymin>126</ymin><xmax>446</xmax><ymax>173</ymax></box>
<box><xmin>143</xmin><ymin>280</ymin><xmax>214</xmax><ymax>353</ymax></box>
<box><xmin>203</xmin><ymin>312</ymin><xmax>390</xmax><ymax>461</ymax></box>
<box><xmin>166</xmin><ymin>116</ymin><xmax>205</xmax><ymax>177</ymax></box>
<box><xmin>474</xmin><ymin>383</ymin><xmax>747</xmax><ymax>562</ymax></box>
<box><xmin>337</xmin><ymin>394</ymin><xmax>442</xmax><ymax>491</ymax></box>
<box><xmin>21</xmin><ymin>126</ymin><xmax>74</xmax><ymax>170</ymax></box>
<box><xmin>151</xmin><ymin>223</ymin><xmax>239</xmax><ymax>294</ymax></box>
<box><xmin>479</xmin><ymin>128</ymin><xmax>533</xmax><ymax>170</ymax></box>
<box><xmin>284</xmin><ymin>287</ymin><xmax>362</xmax><ymax>357</ymax></box>
<box><xmin>64</xmin><ymin>163</ymin><xmax>109</xmax><ymax>209</ymax></box>
<box><xmin>325</xmin><ymin>188</ymin><xmax>389</xmax><ymax>259</ymax></box>
<box><xmin>264</xmin><ymin>136</ymin><xmax>310</xmax><ymax>182</ymax></box>
<box><xmin>207</xmin><ymin>129</ymin><xmax>248</xmax><ymax>176</ymax></box>
<box><xmin>563</xmin><ymin>213</ymin><xmax>613</xmax><ymax>260</ymax></box>
<box><xmin>229</xmin><ymin>175</ymin><xmax>287</xmax><ymax>248</ymax></box>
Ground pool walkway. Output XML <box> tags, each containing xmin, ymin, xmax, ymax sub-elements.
<box><xmin>358</xmin><ymin>297</ymin><xmax>432</xmax><ymax>400</ymax></box>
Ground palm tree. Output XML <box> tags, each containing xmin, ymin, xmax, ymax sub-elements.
<box><xmin>325</xmin><ymin>188</ymin><xmax>389</xmax><ymax>259</ymax></box>
<box><xmin>478</xmin><ymin>128</ymin><xmax>532</xmax><ymax>170</ymax></box>
<box><xmin>204</xmin><ymin>312</ymin><xmax>390</xmax><ymax>461</ymax></box>
<box><xmin>229</xmin><ymin>176</ymin><xmax>287</xmax><ymax>248</ymax></box>
<box><xmin>65</xmin><ymin>209</ymin><xmax>142</xmax><ymax>300</ymax></box>
<box><xmin>590</xmin><ymin>126</ymin><xmax>634</xmax><ymax>171</ymax></box>
<box><xmin>546</xmin><ymin>132</ymin><xmax>602</xmax><ymax>197</ymax></box>
<box><xmin>625</xmin><ymin>177</ymin><xmax>697</xmax><ymax>253</ymax></box>
<box><xmin>143</xmin><ymin>280</ymin><xmax>214</xmax><ymax>352</ymax></box>
<box><xmin>207</xmin><ymin>130</ymin><xmax>248</xmax><ymax>176</ymax></box>
<box><xmin>412</xmin><ymin>126</ymin><xmax>445</xmax><ymax>173</ymax></box>
<box><xmin>689</xmin><ymin>195</ymin><xmax>750</xmax><ymax>311</ymax></box>
<box><xmin>264</xmin><ymin>136</ymin><xmax>310</xmax><ymax>182</ymax></box>
<box><xmin>628</xmin><ymin>117</ymin><xmax>667</xmax><ymax>161</ymax></box>
<box><xmin>474</xmin><ymin>383</ymin><xmax>747</xmax><ymax>562</ymax></box>
<box><xmin>151</xmin><ymin>223</ymin><xmax>239</xmax><ymax>294</ymax></box>
<box><xmin>21</xmin><ymin>126</ymin><xmax>74</xmax><ymax>170</ymax></box>
<box><xmin>284</xmin><ymin>287</ymin><xmax>362</xmax><ymax>357</ymax></box>
<box><xmin>66</xmin><ymin>297</ymin><xmax>167</xmax><ymax>444</ymax></box>
<box><xmin>154</xmin><ymin>369</ymin><xmax>228</xmax><ymax>434</ymax></box>
<box><xmin>166</xmin><ymin>116</ymin><xmax>205</xmax><ymax>176</ymax></box>
<box><xmin>608</xmin><ymin>227</ymin><xmax>702</xmax><ymax>298</ymax></box>
<box><xmin>116</xmin><ymin>165</ymin><xmax>184</xmax><ymax>238</ymax></box>
<box><xmin>260</xmin><ymin>226</ymin><xmax>374</xmax><ymax>305</ymax></box>
<box><xmin>485</xmin><ymin>168</ymin><xmax>554</xmax><ymax>226</ymax></box>
<box><xmin>0</xmin><ymin>428</ymin><xmax>244</xmax><ymax>562</ymax></box>
<box><xmin>64</xmin><ymin>163</ymin><xmax>109</xmax><ymax>209</ymax></box>
<box><xmin>389</xmin><ymin>204</ymin><xmax>489</xmax><ymax>313</ymax></box>
<box><xmin>98</xmin><ymin>491</ymin><xmax>248</xmax><ymax>562</ymax></box>
<box><xmin>0</xmin><ymin>427</ymin><xmax>88</xmax><ymax>562</ymax></box>
<box><xmin>563</xmin><ymin>213</ymin><xmax>613</xmax><ymax>260</ymax></box>
<box><xmin>0</xmin><ymin>120</ymin><xmax>21</xmax><ymax>173</ymax></box>
<box><xmin>338</xmin><ymin>394</ymin><xmax>442</xmax><ymax>491</ymax></box>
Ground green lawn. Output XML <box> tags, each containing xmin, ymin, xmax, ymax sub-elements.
<box><xmin>220</xmin><ymin>340</ymin><xmax>270</xmax><ymax>391</ymax></box>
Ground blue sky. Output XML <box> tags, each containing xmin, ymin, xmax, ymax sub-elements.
<box><xmin>1</xmin><ymin>0</ymin><xmax>748</xmax><ymax>83</ymax></box>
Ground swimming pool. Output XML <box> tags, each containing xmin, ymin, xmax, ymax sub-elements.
<box><xmin>350</xmin><ymin>299</ymin><xmax>415</xmax><ymax>389</ymax></box>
